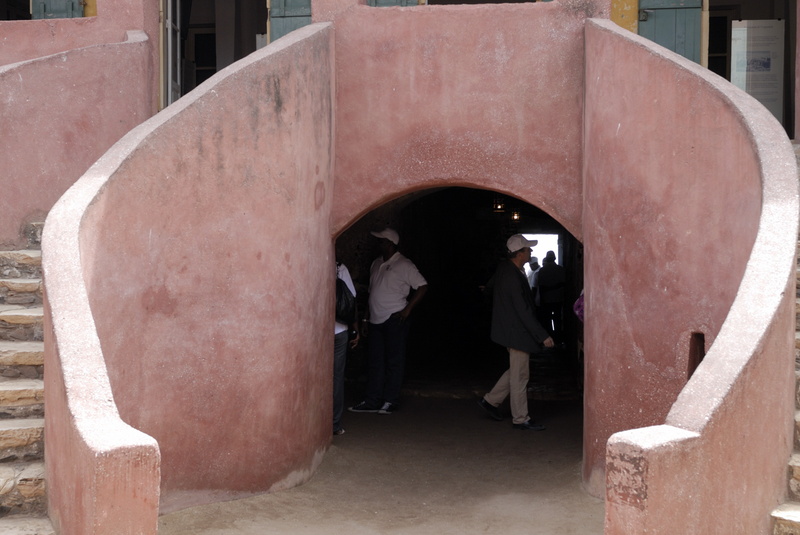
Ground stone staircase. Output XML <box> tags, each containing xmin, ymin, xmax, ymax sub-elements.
<box><xmin>0</xmin><ymin>223</ymin><xmax>54</xmax><ymax>534</ymax></box>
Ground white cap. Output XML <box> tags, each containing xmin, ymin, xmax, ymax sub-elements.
<box><xmin>506</xmin><ymin>234</ymin><xmax>537</xmax><ymax>253</ymax></box>
<box><xmin>370</xmin><ymin>228</ymin><xmax>399</xmax><ymax>245</ymax></box>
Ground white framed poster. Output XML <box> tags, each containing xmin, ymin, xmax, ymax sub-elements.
<box><xmin>731</xmin><ymin>20</ymin><xmax>785</xmax><ymax>124</ymax></box>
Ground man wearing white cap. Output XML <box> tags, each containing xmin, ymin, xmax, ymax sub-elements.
<box><xmin>478</xmin><ymin>234</ymin><xmax>554</xmax><ymax>430</ymax></box>
<box><xmin>349</xmin><ymin>227</ymin><xmax>428</xmax><ymax>415</ymax></box>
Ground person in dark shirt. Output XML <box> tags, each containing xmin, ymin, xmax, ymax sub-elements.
<box><xmin>536</xmin><ymin>250</ymin><xmax>566</xmax><ymax>341</ymax></box>
<box><xmin>478</xmin><ymin>235</ymin><xmax>554</xmax><ymax>430</ymax></box>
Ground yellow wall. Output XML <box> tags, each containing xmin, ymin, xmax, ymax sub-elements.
<box><xmin>612</xmin><ymin>0</ymin><xmax>637</xmax><ymax>33</ymax></box>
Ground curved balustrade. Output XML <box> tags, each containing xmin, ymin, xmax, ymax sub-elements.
<box><xmin>44</xmin><ymin>24</ymin><xmax>335</xmax><ymax>534</ymax></box>
<box><xmin>585</xmin><ymin>19</ymin><xmax>799</xmax><ymax>533</ymax></box>
<box><xmin>0</xmin><ymin>30</ymin><xmax>153</xmax><ymax>249</ymax></box>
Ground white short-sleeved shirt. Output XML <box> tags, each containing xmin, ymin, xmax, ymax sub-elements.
<box><xmin>368</xmin><ymin>252</ymin><xmax>427</xmax><ymax>325</ymax></box>
<box><xmin>335</xmin><ymin>263</ymin><xmax>357</xmax><ymax>334</ymax></box>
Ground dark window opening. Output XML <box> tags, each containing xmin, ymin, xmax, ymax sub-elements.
<box><xmin>0</xmin><ymin>0</ymin><xmax>31</xmax><ymax>20</ymax></box>
<box><xmin>687</xmin><ymin>331</ymin><xmax>706</xmax><ymax>379</ymax></box>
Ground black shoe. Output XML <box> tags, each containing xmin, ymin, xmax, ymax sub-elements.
<box><xmin>513</xmin><ymin>420</ymin><xmax>545</xmax><ymax>431</ymax></box>
<box><xmin>478</xmin><ymin>398</ymin><xmax>503</xmax><ymax>421</ymax></box>
<box><xmin>348</xmin><ymin>401</ymin><xmax>380</xmax><ymax>413</ymax></box>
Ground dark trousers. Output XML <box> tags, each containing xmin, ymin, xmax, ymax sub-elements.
<box><xmin>366</xmin><ymin>314</ymin><xmax>410</xmax><ymax>405</ymax></box>
<box><xmin>333</xmin><ymin>330</ymin><xmax>348</xmax><ymax>432</ymax></box>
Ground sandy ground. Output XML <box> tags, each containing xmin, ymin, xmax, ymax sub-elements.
<box><xmin>158</xmin><ymin>393</ymin><xmax>604</xmax><ymax>535</ymax></box>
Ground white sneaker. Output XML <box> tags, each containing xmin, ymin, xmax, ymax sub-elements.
<box><xmin>378</xmin><ymin>402</ymin><xmax>397</xmax><ymax>414</ymax></box>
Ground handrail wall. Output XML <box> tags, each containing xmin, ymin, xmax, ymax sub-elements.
<box><xmin>0</xmin><ymin>0</ymin><xmax>158</xmax><ymax>67</ymax></box>
<box><xmin>584</xmin><ymin>19</ymin><xmax>799</xmax><ymax>533</ymax></box>
<box><xmin>0</xmin><ymin>30</ymin><xmax>154</xmax><ymax>249</ymax></box>
<box><xmin>43</xmin><ymin>23</ymin><xmax>335</xmax><ymax>531</ymax></box>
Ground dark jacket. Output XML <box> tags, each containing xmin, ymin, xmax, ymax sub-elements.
<box><xmin>490</xmin><ymin>260</ymin><xmax>550</xmax><ymax>353</ymax></box>
<box><xmin>536</xmin><ymin>260</ymin><xmax>566</xmax><ymax>304</ymax></box>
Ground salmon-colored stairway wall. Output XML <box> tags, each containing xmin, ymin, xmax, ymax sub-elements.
<box><xmin>586</xmin><ymin>20</ymin><xmax>798</xmax><ymax>533</ymax></box>
<box><xmin>44</xmin><ymin>25</ymin><xmax>336</xmax><ymax>532</ymax></box>
<box><xmin>0</xmin><ymin>31</ymin><xmax>155</xmax><ymax>249</ymax></box>
<box><xmin>0</xmin><ymin>0</ymin><xmax>160</xmax><ymax>248</ymax></box>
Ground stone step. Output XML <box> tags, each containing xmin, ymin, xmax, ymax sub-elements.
<box><xmin>0</xmin><ymin>342</ymin><xmax>43</xmax><ymax>382</ymax></box>
<box><xmin>0</xmin><ymin>420</ymin><xmax>43</xmax><ymax>463</ymax></box>
<box><xmin>796</xmin><ymin>370</ymin><xmax>800</xmax><ymax>409</ymax></box>
<box><xmin>790</xmin><ymin>454</ymin><xmax>800</xmax><ymax>503</ymax></box>
<box><xmin>0</xmin><ymin>307</ymin><xmax>43</xmax><ymax>343</ymax></box>
<box><xmin>796</xmin><ymin>297</ymin><xmax>800</xmax><ymax>329</ymax></box>
<box><xmin>795</xmin><ymin>411</ymin><xmax>800</xmax><ymax>450</ymax></box>
<box><xmin>796</xmin><ymin>297</ymin><xmax>800</xmax><ymax>328</ymax></box>
<box><xmin>774</xmin><ymin>502</ymin><xmax>800</xmax><ymax>534</ymax></box>
<box><xmin>0</xmin><ymin>280</ymin><xmax>42</xmax><ymax>306</ymax></box>
<box><xmin>0</xmin><ymin>342</ymin><xmax>43</xmax><ymax>368</ymax></box>
<box><xmin>0</xmin><ymin>252</ymin><xmax>41</xmax><ymax>280</ymax></box>
<box><xmin>0</xmin><ymin>379</ymin><xmax>44</xmax><ymax>420</ymax></box>
<box><xmin>0</xmin><ymin>515</ymin><xmax>54</xmax><ymax>535</ymax></box>
<box><xmin>0</xmin><ymin>461</ymin><xmax>46</xmax><ymax>517</ymax></box>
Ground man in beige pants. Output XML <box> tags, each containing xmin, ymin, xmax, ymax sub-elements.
<box><xmin>478</xmin><ymin>234</ymin><xmax>554</xmax><ymax>430</ymax></box>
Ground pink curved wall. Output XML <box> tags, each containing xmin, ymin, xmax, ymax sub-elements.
<box><xmin>330</xmin><ymin>1</ymin><xmax>607</xmax><ymax>237</ymax></box>
<box><xmin>73</xmin><ymin>24</ymin><xmax>333</xmax><ymax>513</ymax></box>
<box><xmin>0</xmin><ymin>0</ymin><xmax>158</xmax><ymax>66</ymax></box>
<box><xmin>585</xmin><ymin>19</ymin><xmax>798</xmax><ymax>533</ymax></box>
<box><xmin>44</xmin><ymin>267</ymin><xmax>161</xmax><ymax>535</ymax></box>
<box><xmin>582</xmin><ymin>19</ymin><xmax>762</xmax><ymax>494</ymax></box>
<box><xmin>0</xmin><ymin>31</ymin><xmax>155</xmax><ymax>249</ymax></box>
<box><xmin>0</xmin><ymin>0</ymin><xmax>159</xmax><ymax>249</ymax></box>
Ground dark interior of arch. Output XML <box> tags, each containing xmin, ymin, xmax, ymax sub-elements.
<box><xmin>336</xmin><ymin>186</ymin><xmax>584</xmax><ymax>401</ymax></box>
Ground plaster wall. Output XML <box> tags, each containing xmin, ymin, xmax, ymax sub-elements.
<box><xmin>38</xmin><ymin>0</ymin><xmax>799</xmax><ymax>530</ymax></box>
<box><xmin>0</xmin><ymin>0</ymin><xmax>158</xmax><ymax>66</ymax></box>
<box><xmin>582</xmin><ymin>18</ymin><xmax>763</xmax><ymax>494</ymax></box>
<box><xmin>43</xmin><ymin>288</ymin><xmax>161</xmax><ymax>534</ymax></box>
<box><xmin>330</xmin><ymin>0</ymin><xmax>610</xmax><ymax>237</ymax></box>
<box><xmin>44</xmin><ymin>22</ymin><xmax>335</xmax><ymax>529</ymax></box>
<box><xmin>0</xmin><ymin>0</ymin><xmax>160</xmax><ymax>249</ymax></box>
<box><xmin>0</xmin><ymin>31</ymin><xmax>154</xmax><ymax>249</ymax></box>
<box><xmin>585</xmin><ymin>19</ymin><xmax>798</xmax><ymax>532</ymax></box>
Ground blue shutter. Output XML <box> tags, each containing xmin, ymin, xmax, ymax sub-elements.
<box><xmin>367</xmin><ymin>0</ymin><xmax>418</xmax><ymax>6</ymax></box>
<box><xmin>638</xmin><ymin>0</ymin><xmax>702</xmax><ymax>63</ymax></box>
<box><xmin>32</xmin><ymin>0</ymin><xmax>82</xmax><ymax>19</ymax></box>
<box><xmin>270</xmin><ymin>0</ymin><xmax>311</xmax><ymax>42</ymax></box>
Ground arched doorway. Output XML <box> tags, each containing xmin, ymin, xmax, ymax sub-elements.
<box><xmin>335</xmin><ymin>186</ymin><xmax>584</xmax><ymax>407</ymax></box>
<box><xmin>156</xmin><ymin>186</ymin><xmax>603</xmax><ymax>534</ymax></box>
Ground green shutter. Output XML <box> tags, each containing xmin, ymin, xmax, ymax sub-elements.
<box><xmin>32</xmin><ymin>0</ymin><xmax>82</xmax><ymax>19</ymax></box>
<box><xmin>270</xmin><ymin>0</ymin><xmax>311</xmax><ymax>42</ymax></box>
<box><xmin>638</xmin><ymin>0</ymin><xmax>702</xmax><ymax>63</ymax></box>
<box><xmin>367</xmin><ymin>0</ymin><xmax>418</xmax><ymax>6</ymax></box>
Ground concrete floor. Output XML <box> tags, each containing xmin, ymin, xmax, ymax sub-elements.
<box><xmin>158</xmin><ymin>388</ymin><xmax>605</xmax><ymax>535</ymax></box>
